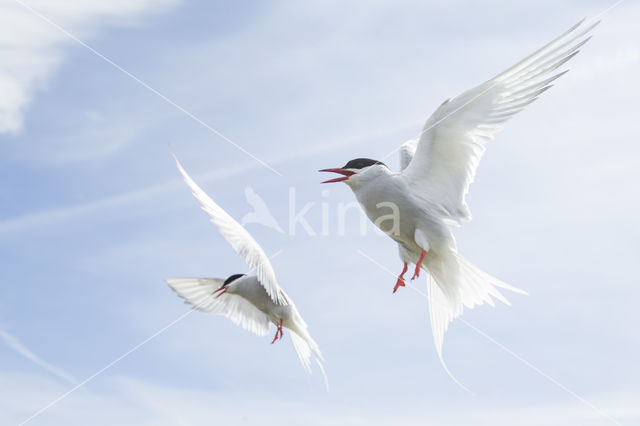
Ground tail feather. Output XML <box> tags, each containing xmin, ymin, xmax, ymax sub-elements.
<box><xmin>427</xmin><ymin>277</ymin><xmax>471</xmax><ymax>393</ymax></box>
<box><xmin>289</xmin><ymin>329</ymin><xmax>329</xmax><ymax>391</ymax></box>
<box><xmin>426</xmin><ymin>254</ymin><xmax>526</xmax><ymax>391</ymax></box>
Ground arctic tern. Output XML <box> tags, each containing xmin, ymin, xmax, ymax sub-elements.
<box><xmin>320</xmin><ymin>19</ymin><xmax>598</xmax><ymax>381</ymax></box>
<box><xmin>167</xmin><ymin>154</ymin><xmax>327</xmax><ymax>388</ymax></box>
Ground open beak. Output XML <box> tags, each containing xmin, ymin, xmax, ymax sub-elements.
<box><xmin>212</xmin><ymin>286</ymin><xmax>227</xmax><ymax>298</ymax></box>
<box><xmin>319</xmin><ymin>168</ymin><xmax>355</xmax><ymax>184</ymax></box>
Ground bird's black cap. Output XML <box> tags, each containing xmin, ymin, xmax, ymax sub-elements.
<box><xmin>223</xmin><ymin>273</ymin><xmax>245</xmax><ymax>286</ymax></box>
<box><xmin>343</xmin><ymin>158</ymin><xmax>386</xmax><ymax>170</ymax></box>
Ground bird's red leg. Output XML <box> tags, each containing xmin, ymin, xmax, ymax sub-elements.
<box><xmin>411</xmin><ymin>250</ymin><xmax>427</xmax><ymax>280</ymax></box>
<box><xmin>271</xmin><ymin>318</ymin><xmax>284</xmax><ymax>344</ymax></box>
<box><xmin>393</xmin><ymin>262</ymin><xmax>408</xmax><ymax>293</ymax></box>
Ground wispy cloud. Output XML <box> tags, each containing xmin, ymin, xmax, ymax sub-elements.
<box><xmin>0</xmin><ymin>159</ymin><xmax>257</xmax><ymax>237</ymax></box>
<box><xmin>0</xmin><ymin>121</ymin><xmax>413</xmax><ymax>237</ymax></box>
<box><xmin>0</xmin><ymin>327</ymin><xmax>78</xmax><ymax>387</ymax></box>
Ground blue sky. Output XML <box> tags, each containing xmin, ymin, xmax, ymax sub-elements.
<box><xmin>1</xmin><ymin>0</ymin><xmax>639</xmax><ymax>425</ymax></box>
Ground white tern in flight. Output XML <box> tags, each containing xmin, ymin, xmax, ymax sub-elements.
<box><xmin>167</xmin><ymin>154</ymin><xmax>328</xmax><ymax>389</ymax></box>
<box><xmin>320</xmin><ymin>19</ymin><xmax>598</xmax><ymax>385</ymax></box>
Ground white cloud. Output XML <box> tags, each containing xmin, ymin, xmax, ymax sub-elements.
<box><xmin>0</xmin><ymin>0</ymin><xmax>179</xmax><ymax>134</ymax></box>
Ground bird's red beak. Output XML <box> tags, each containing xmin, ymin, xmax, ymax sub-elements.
<box><xmin>319</xmin><ymin>168</ymin><xmax>355</xmax><ymax>184</ymax></box>
<box><xmin>212</xmin><ymin>286</ymin><xmax>227</xmax><ymax>298</ymax></box>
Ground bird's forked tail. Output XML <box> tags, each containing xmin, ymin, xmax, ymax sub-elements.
<box><xmin>426</xmin><ymin>252</ymin><xmax>527</xmax><ymax>391</ymax></box>
<box><xmin>289</xmin><ymin>327</ymin><xmax>329</xmax><ymax>391</ymax></box>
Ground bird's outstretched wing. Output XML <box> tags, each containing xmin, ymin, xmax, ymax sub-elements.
<box><xmin>172</xmin><ymin>155</ymin><xmax>287</xmax><ymax>305</ymax></box>
<box><xmin>166</xmin><ymin>278</ymin><xmax>272</xmax><ymax>336</ymax></box>
<box><xmin>402</xmin><ymin>19</ymin><xmax>598</xmax><ymax>221</ymax></box>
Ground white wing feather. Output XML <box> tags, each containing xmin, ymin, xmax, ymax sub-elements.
<box><xmin>402</xmin><ymin>19</ymin><xmax>598</xmax><ymax>221</ymax></box>
<box><xmin>399</xmin><ymin>139</ymin><xmax>418</xmax><ymax>171</ymax></box>
<box><xmin>173</xmin><ymin>155</ymin><xmax>287</xmax><ymax>305</ymax></box>
<box><xmin>166</xmin><ymin>278</ymin><xmax>271</xmax><ymax>336</ymax></box>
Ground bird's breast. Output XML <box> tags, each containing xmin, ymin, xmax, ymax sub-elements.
<box><xmin>355</xmin><ymin>177</ymin><xmax>421</xmax><ymax>241</ymax></box>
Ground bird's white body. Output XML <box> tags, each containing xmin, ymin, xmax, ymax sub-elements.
<box><xmin>349</xmin><ymin>166</ymin><xmax>453</xmax><ymax>259</ymax></box>
<box><xmin>226</xmin><ymin>275</ymin><xmax>304</xmax><ymax>331</ymax></box>
<box><xmin>348</xmin><ymin>165</ymin><xmax>521</xmax><ymax>333</ymax></box>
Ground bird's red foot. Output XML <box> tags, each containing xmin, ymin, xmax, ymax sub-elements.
<box><xmin>411</xmin><ymin>249</ymin><xmax>427</xmax><ymax>280</ymax></box>
<box><xmin>271</xmin><ymin>318</ymin><xmax>284</xmax><ymax>344</ymax></box>
<box><xmin>393</xmin><ymin>262</ymin><xmax>408</xmax><ymax>293</ymax></box>
<box><xmin>393</xmin><ymin>277</ymin><xmax>405</xmax><ymax>293</ymax></box>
